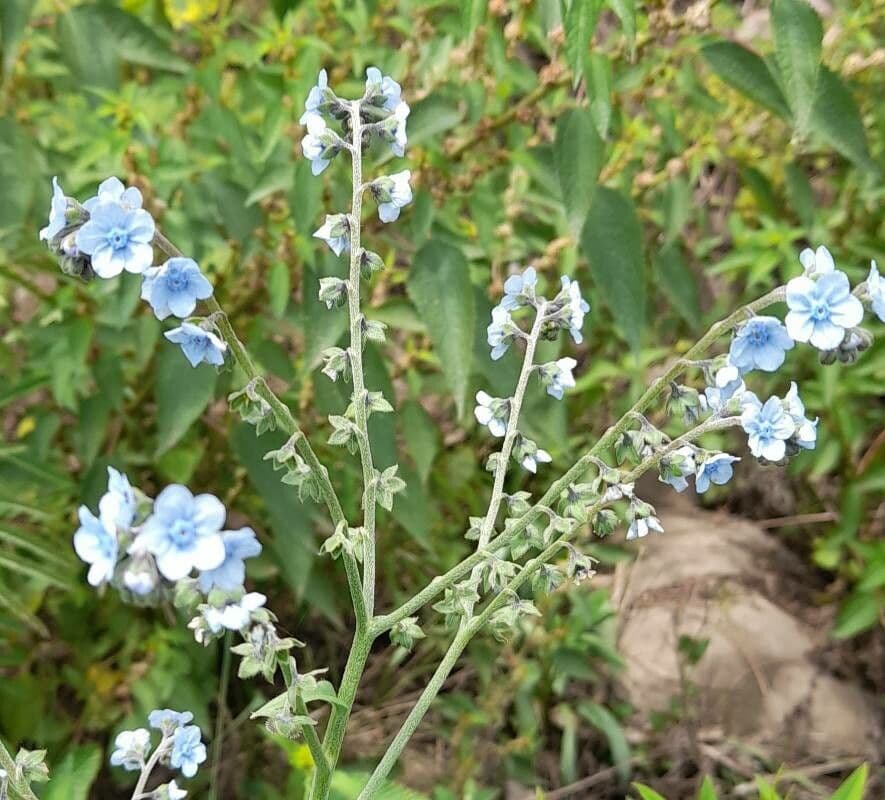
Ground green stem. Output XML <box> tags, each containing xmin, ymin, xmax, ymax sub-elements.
<box><xmin>373</xmin><ymin>287</ymin><xmax>786</xmax><ymax>634</ymax></box>
<box><xmin>344</xmin><ymin>101</ymin><xmax>379</xmax><ymax>618</ymax></box>
<box><xmin>278</xmin><ymin>658</ymin><xmax>331</xmax><ymax>786</ymax></box>
<box><xmin>151</xmin><ymin>230</ymin><xmax>367</xmax><ymax>628</ymax></box>
<box><xmin>209</xmin><ymin>631</ymin><xmax>233</xmax><ymax>800</ymax></box>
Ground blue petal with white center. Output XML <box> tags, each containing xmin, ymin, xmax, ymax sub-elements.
<box><xmin>39</xmin><ymin>177</ymin><xmax>68</xmax><ymax>242</ymax></box>
<box><xmin>728</xmin><ymin>315</ymin><xmax>794</xmax><ymax>373</ymax></box>
<box><xmin>141</xmin><ymin>257</ymin><xmax>213</xmax><ymax>320</ymax></box>
<box><xmin>75</xmin><ymin>201</ymin><xmax>155</xmax><ymax>279</ymax></box>
<box><xmin>694</xmin><ymin>453</ymin><xmax>740</xmax><ymax>493</ymax></box>
<box><xmin>165</xmin><ymin>323</ymin><xmax>227</xmax><ymax>367</ymax></box>
<box><xmin>196</xmin><ymin>527</ymin><xmax>262</xmax><ymax>593</ymax></box>
<box><xmin>785</xmin><ymin>272</ymin><xmax>864</xmax><ymax>351</ymax></box>
<box><xmin>740</xmin><ymin>393</ymin><xmax>795</xmax><ymax>461</ymax></box>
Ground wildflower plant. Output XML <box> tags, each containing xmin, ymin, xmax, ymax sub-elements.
<box><xmin>24</xmin><ymin>60</ymin><xmax>881</xmax><ymax>800</ymax></box>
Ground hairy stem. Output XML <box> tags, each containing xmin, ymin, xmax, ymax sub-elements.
<box><xmin>374</xmin><ymin>286</ymin><xmax>786</xmax><ymax>633</ymax></box>
<box><xmin>361</xmin><ymin>417</ymin><xmax>742</xmax><ymax>793</ymax></box>
<box><xmin>344</xmin><ymin>101</ymin><xmax>379</xmax><ymax>617</ymax></box>
<box><xmin>131</xmin><ymin>736</ymin><xmax>171</xmax><ymax>799</ymax></box>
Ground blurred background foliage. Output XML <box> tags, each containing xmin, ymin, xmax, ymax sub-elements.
<box><xmin>0</xmin><ymin>0</ymin><xmax>881</xmax><ymax>797</ymax></box>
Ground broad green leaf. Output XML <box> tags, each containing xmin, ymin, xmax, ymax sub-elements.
<box><xmin>784</xmin><ymin>163</ymin><xmax>816</xmax><ymax>228</ymax></box>
<box><xmin>606</xmin><ymin>0</ymin><xmax>635</xmax><ymax>56</ymax></box>
<box><xmin>701</xmin><ymin>41</ymin><xmax>790</xmax><ymax>118</ymax></box>
<box><xmin>655</xmin><ymin>243</ymin><xmax>700</xmax><ymax>325</ymax></box>
<box><xmin>632</xmin><ymin>784</ymin><xmax>667</xmax><ymax>800</ymax></box>
<box><xmin>581</xmin><ymin>187</ymin><xmax>646</xmax><ymax>350</ymax></box>
<box><xmin>40</xmin><ymin>744</ymin><xmax>101</xmax><ymax>800</ymax></box>
<box><xmin>829</xmin><ymin>763</ymin><xmax>868</xmax><ymax>800</ymax></box>
<box><xmin>329</xmin><ymin>770</ymin><xmax>429</xmax><ymax>800</ymax></box>
<box><xmin>460</xmin><ymin>0</ymin><xmax>485</xmax><ymax>38</ymax></box>
<box><xmin>154</xmin><ymin>345</ymin><xmax>218</xmax><ymax>456</ymax></box>
<box><xmin>302</xmin><ymin>679</ymin><xmax>345</xmax><ymax>708</ymax></box>
<box><xmin>578</xmin><ymin>700</ymin><xmax>631</xmax><ymax>781</ymax></box>
<box><xmin>400</xmin><ymin>400</ymin><xmax>440</xmax><ymax>485</ymax></box>
<box><xmin>407</xmin><ymin>241</ymin><xmax>475</xmax><ymax>417</ymax></box>
<box><xmin>0</xmin><ymin>575</ymin><xmax>49</xmax><ymax>637</ymax></box>
<box><xmin>267</xmin><ymin>261</ymin><xmax>291</xmax><ymax>318</ymax></box>
<box><xmin>90</xmin><ymin>5</ymin><xmax>189</xmax><ymax>73</ymax></box>
<box><xmin>755</xmin><ymin>777</ymin><xmax>783</xmax><ymax>800</ymax></box>
<box><xmin>564</xmin><ymin>0</ymin><xmax>602</xmax><ymax>83</ymax></box>
<box><xmin>832</xmin><ymin>592</ymin><xmax>879</xmax><ymax>638</ymax></box>
<box><xmin>554</xmin><ymin>108</ymin><xmax>604</xmax><ymax>237</ymax></box>
<box><xmin>585</xmin><ymin>53</ymin><xmax>613</xmax><ymax>139</ymax></box>
<box><xmin>0</xmin><ymin>0</ymin><xmax>36</xmax><ymax>78</ymax></box>
<box><xmin>57</xmin><ymin>6</ymin><xmax>121</xmax><ymax>90</ymax></box>
<box><xmin>0</xmin><ymin>118</ymin><xmax>38</xmax><ymax>237</ymax></box>
<box><xmin>810</xmin><ymin>67</ymin><xmax>876</xmax><ymax>172</ymax></box>
<box><xmin>771</xmin><ymin>0</ymin><xmax>823</xmax><ymax>138</ymax></box>
<box><xmin>251</xmin><ymin>691</ymin><xmax>287</xmax><ymax>719</ymax></box>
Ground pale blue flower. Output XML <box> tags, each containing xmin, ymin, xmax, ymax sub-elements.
<box><xmin>785</xmin><ymin>272</ymin><xmax>864</xmax><ymax>351</ymax></box>
<box><xmin>301</xmin><ymin>114</ymin><xmax>340</xmax><ymax>176</ymax></box>
<box><xmin>740</xmin><ymin>393</ymin><xmax>795</xmax><ymax>461</ymax></box>
<box><xmin>487</xmin><ymin>305</ymin><xmax>521</xmax><ymax>360</ymax></box>
<box><xmin>695</xmin><ymin>453</ymin><xmax>740</xmax><ymax>493</ymax></box>
<box><xmin>75</xmin><ymin>201</ymin><xmax>155</xmax><ymax>279</ymax></box>
<box><xmin>141</xmin><ymin>258</ymin><xmax>213</xmax><ymax>320</ymax></box>
<box><xmin>701</xmin><ymin>365</ymin><xmax>745</xmax><ymax>413</ymax></box>
<box><xmin>170</xmin><ymin>725</ymin><xmax>206</xmax><ymax>779</ymax></box>
<box><xmin>557</xmin><ymin>276</ymin><xmax>590</xmax><ymax>343</ymax></box>
<box><xmin>313</xmin><ymin>214</ymin><xmax>350</xmax><ymax>256</ymax></box>
<box><xmin>537</xmin><ymin>357</ymin><xmax>577</xmax><ymax>399</ymax></box>
<box><xmin>867</xmin><ymin>260</ymin><xmax>885</xmax><ymax>322</ymax></box>
<box><xmin>728</xmin><ymin>316</ymin><xmax>794</xmax><ymax>373</ymax></box>
<box><xmin>198</xmin><ymin>593</ymin><xmax>267</xmax><ymax>639</ymax></box>
<box><xmin>501</xmin><ymin>267</ymin><xmax>538</xmax><ymax>311</ymax></box>
<box><xmin>106</xmin><ymin>466</ymin><xmax>137</xmax><ymax>530</ymax></box>
<box><xmin>365</xmin><ymin>66</ymin><xmax>402</xmax><ymax>111</ymax></box>
<box><xmin>798</xmin><ymin>245</ymin><xmax>835</xmax><ymax>277</ymax></box>
<box><xmin>73</xmin><ymin>494</ymin><xmax>120</xmax><ymax>586</ymax></box>
<box><xmin>379</xmin><ymin>101</ymin><xmax>410</xmax><ymax>157</ymax></box>
<box><xmin>148</xmin><ymin>709</ymin><xmax>194</xmax><ymax>735</ymax></box>
<box><xmin>122</xmin><ymin>559</ymin><xmax>157</xmax><ymax>596</ymax></box>
<box><xmin>83</xmin><ymin>176</ymin><xmax>144</xmax><ymax>213</ymax></box>
<box><xmin>133</xmin><ymin>485</ymin><xmax>226</xmax><ymax>582</ymax></box>
<box><xmin>520</xmin><ymin>446</ymin><xmax>551</xmax><ymax>473</ymax></box>
<box><xmin>782</xmin><ymin>382</ymin><xmax>817</xmax><ymax>450</ymax></box>
<box><xmin>39</xmin><ymin>177</ymin><xmax>68</xmax><ymax>242</ymax></box>
<box><xmin>300</xmin><ymin>69</ymin><xmax>331</xmax><ymax>126</ymax></box>
<box><xmin>474</xmin><ymin>391</ymin><xmax>509</xmax><ymax>437</ymax></box>
<box><xmin>165</xmin><ymin>323</ymin><xmax>227</xmax><ymax>367</ymax></box>
<box><xmin>109</xmin><ymin>728</ymin><xmax>150</xmax><ymax>771</ymax></box>
<box><xmin>157</xmin><ymin>781</ymin><xmax>188</xmax><ymax>800</ymax></box>
<box><xmin>659</xmin><ymin>446</ymin><xmax>695</xmax><ymax>492</ymax></box>
<box><xmin>373</xmin><ymin>170</ymin><xmax>412</xmax><ymax>223</ymax></box>
<box><xmin>197</xmin><ymin>528</ymin><xmax>262</xmax><ymax>593</ymax></box>
<box><xmin>626</xmin><ymin>515</ymin><xmax>663</xmax><ymax>540</ymax></box>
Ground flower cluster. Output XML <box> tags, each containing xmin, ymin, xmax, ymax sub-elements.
<box><xmin>109</xmin><ymin>708</ymin><xmax>206</xmax><ymax>795</ymax></box>
<box><xmin>39</xmin><ymin>177</ymin><xmax>226</xmax><ymax>368</ymax></box>
<box><xmin>72</xmin><ymin>468</ymin><xmax>261</xmax><ymax>611</ymax></box>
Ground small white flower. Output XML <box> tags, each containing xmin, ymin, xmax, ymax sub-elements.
<box><xmin>109</xmin><ymin>728</ymin><xmax>151</xmax><ymax>772</ymax></box>
<box><xmin>867</xmin><ymin>260</ymin><xmax>885</xmax><ymax>323</ymax></box>
<box><xmin>798</xmin><ymin>245</ymin><xmax>835</xmax><ymax>277</ymax></box>
<box><xmin>474</xmin><ymin>391</ymin><xmax>508</xmax><ymax>437</ymax></box>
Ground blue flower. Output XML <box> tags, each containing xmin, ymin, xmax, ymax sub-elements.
<box><xmin>83</xmin><ymin>176</ymin><xmax>144</xmax><ymax>213</ymax></box>
<box><xmin>501</xmin><ymin>267</ymin><xmax>538</xmax><ymax>311</ymax></box>
<box><xmin>798</xmin><ymin>245</ymin><xmax>835</xmax><ymax>277</ymax></box>
<box><xmin>867</xmin><ymin>260</ymin><xmax>885</xmax><ymax>323</ymax></box>
<box><xmin>537</xmin><ymin>357</ymin><xmax>577</xmax><ymax>399</ymax></box>
<box><xmin>701</xmin><ymin>365</ymin><xmax>745</xmax><ymax>413</ymax></box>
<box><xmin>165</xmin><ymin>323</ymin><xmax>227</xmax><ymax>367</ymax></box>
<box><xmin>740</xmin><ymin>393</ymin><xmax>795</xmax><ymax>461</ymax></box>
<box><xmin>109</xmin><ymin>728</ymin><xmax>150</xmax><ymax>771</ymax></box>
<box><xmin>106</xmin><ymin>466</ymin><xmax>137</xmax><ymax>529</ymax></box>
<box><xmin>520</xmin><ymin>445</ymin><xmax>551</xmax><ymax>473</ymax></box>
<box><xmin>39</xmin><ymin>177</ymin><xmax>68</xmax><ymax>242</ymax></box>
<box><xmin>196</xmin><ymin>528</ymin><xmax>262</xmax><ymax>593</ymax></box>
<box><xmin>157</xmin><ymin>781</ymin><xmax>188</xmax><ymax>800</ymax></box>
<box><xmin>626</xmin><ymin>514</ymin><xmax>663</xmax><ymax>540</ymax></box>
<box><xmin>658</xmin><ymin>446</ymin><xmax>695</xmax><ymax>492</ymax></box>
<box><xmin>695</xmin><ymin>453</ymin><xmax>740</xmax><ymax>493</ymax></box>
<box><xmin>487</xmin><ymin>306</ymin><xmax>521</xmax><ymax>360</ymax></box>
<box><xmin>170</xmin><ymin>725</ymin><xmax>206</xmax><ymax>779</ymax></box>
<box><xmin>75</xmin><ymin>201</ymin><xmax>155</xmax><ymax>279</ymax></box>
<box><xmin>782</xmin><ymin>382</ymin><xmax>817</xmax><ymax>450</ymax></box>
<box><xmin>379</xmin><ymin>101</ymin><xmax>410</xmax><ymax>157</ymax></box>
<box><xmin>133</xmin><ymin>485</ymin><xmax>226</xmax><ymax>582</ymax></box>
<box><xmin>141</xmin><ymin>258</ymin><xmax>213</xmax><ymax>320</ymax></box>
<box><xmin>313</xmin><ymin>214</ymin><xmax>350</xmax><ymax>256</ymax></box>
<box><xmin>148</xmin><ymin>709</ymin><xmax>194</xmax><ymax>735</ymax></box>
<box><xmin>122</xmin><ymin>558</ymin><xmax>157</xmax><ymax>596</ymax></box>
<box><xmin>301</xmin><ymin>114</ymin><xmax>341</xmax><ymax>176</ymax></box>
<box><xmin>203</xmin><ymin>592</ymin><xmax>266</xmax><ymax>634</ymax></box>
<box><xmin>73</xmin><ymin>495</ymin><xmax>120</xmax><ymax>586</ymax></box>
<box><xmin>556</xmin><ymin>276</ymin><xmax>590</xmax><ymax>343</ymax></box>
<box><xmin>474</xmin><ymin>391</ymin><xmax>509</xmax><ymax>437</ymax></box>
<box><xmin>364</xmin><ymin>66</ymin><xmax>402</xmax><ymax>111</ymax></box>
<box><xmin>372</xmin><ymin>170</ymin><xmax>412</xmax><ymax>223</ymax></box>
<box><xmin>728</xmin><ymin>316</ymin><xmax>794</xmax><ymax>373</ymax></box>
<box><xmin>785</xmin><ymin>272</ymin><xmax>864</xmax><ymax>351</ymax></box>
<box><xmin>300</xmin><ymin>69</ymin><xmax>331</xmax><ymax>126</ymax></box>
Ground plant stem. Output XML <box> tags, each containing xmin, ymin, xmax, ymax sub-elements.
<box><xmin>131</xmin><ymin>736</ymin><xmax>171</xmax><ymax>799</ymax></box>
<box><xmin>209</xmin><ymin>631</ymin><xmax>233</xmax><ymax>800</ymax></box>
<box><xmin>476</xmin><ymin>304</ymin><xmax>546</xmax><ymax>551</ymax></box>
<box><xmin>151</xmin><ymin>230</ymin><xmax>367</xmax><ymax>627</ymax></box>
<box><xmin>373</xmin><ymin>287</ymin><xmax>786</xmax><ymax>633</ymax></box>
<box><xmin>360</xmin><ymin>417</ymin><xmax>743</xmax><ymax>794</ymax></box>
<box><xmin>344</xmin><ymin>100</ymin><xmax>379</xmax><ymax>618</ymax></box>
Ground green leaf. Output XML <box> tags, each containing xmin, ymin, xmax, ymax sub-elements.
<box><xmin>267</xmin><ymin>261</ymin><xmax>291</xmax><ymax>318</ymax></box>
<box><xmin>56</xmin><ymin>6</ymin><xmax>121</xmax><ymax>89</ymax></box>
<box><xmin>755</xmin><ymin>777</ymin><xmax>783</xmax><ymax>800</ymax></box>
<box><xmin>578</xmin><ymin>701</ymin><xmax>631</xmax><ymax>781</ymax></box>
<box><xmin>89</xmin><ymin>5</ymin><xmax>189</xmax><ymax>73</ymax></box>
<box><xmin>585</xmin><ymin>53</ymin><xmax>613</xmax><ymax>139</ymax></box>
<box><xmin>0</xmin><ymin>550</ymin><xmax>74</xmax><ymax>590</ymax></box>
<box><xmin>564</xmin><ymin>0</ymin><xmax>602</xmax><ymax>82</ymax></box>
<box><xmin>40</xmin><ymin>744</ymin><xmax>101</xmax><ymax>800</ymax></box>
<box><xmin>771</xmin><ymin>0</ymin><xmax>823</xmax><ymax>138</ymax></box>
<box><xmin>0</xmin><ymin>574</ymin><xmax>49</xmax><ymax>637</ymax></box>
<box><xmin>810</xmin><ymin>67</ymin><xmax>876</xmax><ymax>172</ymax></box>
<box><xmin>632</xmin><ymin>784</ymin><xmax>667</xmax><ymax>800</ymax></box>
<box><xmin>554</xmin><ymin>108</ymin><xmax>604</xmax><ymax>237</ymax></box>
<box><xmin>784</xmin><ymin>162</ymin><xmax>816</xmax><ymax>228</ymax></box>
<box><xmin>302</xmin><ymin>679</ymin><xmax>345</xmax><ymax>708</ymax></box>
<box><xmin>154</xmin><ymin>344</ymin><xmax>218</xmax><ymax>456</ymax></box>
<box><xmin>0</xmin><ymin>0</ymin><xmax>36</xmax><ymax>78</ymax></box>
<box><xmin>697</xmin><ymin>776</ymin><xmax>718</xmax><ymax>800</ymax></box>
<box><xmin>460</xmin><ymin>0</ymin><xmax>486</xmax><ymax>38</ymax></box>
<box><xmin>581</xmin><ymin>187</ymin><xmax>646</xmax><ymax>350</ymax></box>
<box><xmin>329</xmin><ymin>769</ymin><xmax>429</xmax><ymax>800</ymax></box>
<box><xmin>400</xmin><ymin>400</ymin><xmax>439</xmax><ymax>485</ymax></box>
<box><xmin>407</xmin><ymin>241</ymin><xmax>475</xmax><ymax>417</ymax></box>
<box><xmin>829</xmin><ymin>763</ymin><xmax>868</xmax><ymax>800</ymax></box>
<box><xmin>606</xmin><ymin>0</ymin><xmax>635</xmax><ymax>57</ymax></box>
<box><xmin>701</xmin><ymin>41</ymin><xmax>790</xmax><ymax>118</ymax></box>
<box><xmin>832</xmin><ymin>592</ymin><xmax>879</xmax><ymax>639</ymax></box>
